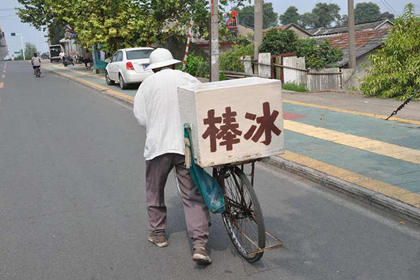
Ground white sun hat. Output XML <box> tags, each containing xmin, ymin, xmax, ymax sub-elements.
<box><xmin>146</xmin><ymin>48</ymin><xmax>181</xmax><ymax>70</ymax></box>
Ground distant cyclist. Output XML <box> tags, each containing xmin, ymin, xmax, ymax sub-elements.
<box><xmin>31</xmin><ymin>53</ymin><xmax>41</xmax><ymax>76</ymax></box>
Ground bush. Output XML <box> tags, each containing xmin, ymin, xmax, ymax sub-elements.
<box><xmin>361</xmin><ymin>4</ymin><xmax>420</xmax><ymax>99</ymax></box>
<box><xmin>178</xmin><ymin>53</ymin><xmax>209</xmax><ymax>78</ymax></box>
<box><xmin>259</xmin><ymin>29</ymin><xmax>343</xmax><ymax>69</ymax></box>
<box><xmin>282</xmin><ymin>82</ymin><xmax>308</xmax><ymax>92</ymax></box>
<box><xmin>220</xmin><ymin>43</ymin><xmax>254</xmax><ymax>72</ymax></box>
<box><xmin>259</xmin><ymin>29</ymin><xmax>299</xmax><ymax>55</ymax></box>
<box><xmin>297</xmin><ymin>38</ymin><xmax>343</xmax><ymax>69</ymax></box>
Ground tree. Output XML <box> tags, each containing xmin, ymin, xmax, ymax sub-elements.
<box><xmin>48</xmin><ymin>19</ymin><xmax>66</xmax><ymax>44</ymax></box>
<box><xmin>299</xmin><ymin>12</ymin><xmax>318</xmax><ymax>28</ymax></box>
<box><xmin>355</xmin><ymin>2</ymin><xmax>381</xmax><ymax>24</ymax></box>
<box><xmin>17</xmin><ymin>0</ymin><xmax>214</xmax><ymax>52</ymax></box>
<box><xmin>259</xmin><ymin>29</ymin><xmax>343</xmax><ymax>69</ymax></box>
<box><xmin>17</xmin><ymin>0</ymin><xmax>54</xmax><ymax>31</ymax></box>
<box><xmin>338</xmin><ymin>14</ymin><xmax>348</xmax><ymax>27</ymax></box>
<box><xmin>24</xmin><ymin>42</ymin><xmax>38</xmax><ymax>57</ymax></box>
<box><xmin>237</xmin><ymin>2</ymin><xmax>279</xmax><ymax>29</ymax></box>
<box><xmin>280</xmin><ymin>6</ymin><xmax>299</xmax><ymax>25</ymax></box>
<box><xmin>380</xmin><ymin>11</ymin><xmax>395</xmax><ymax>21</ymax></box>
<box><xmin>361</xmin><ymin>4</ymin><xmax>420</xmax><ymax>99</ymax></box>
<box><xmin>297</xmin><ymin>39</ymin><xmax>343</xmax><ymax>69</ymax></box>
<box><xmin>259</xmin><ymin>29</ymin><xmax>300</xmax><ymax>55</ymax></box>
<box><xmin>311</xmin><ymin>2</ymin><xmax>341</xmax><ymax>28</ymax></box>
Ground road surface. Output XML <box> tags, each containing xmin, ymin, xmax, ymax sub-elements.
<box><xmin>0</xmin><ymin>61</ymin><xmax>419</xmax><ymax>280</ymax></box>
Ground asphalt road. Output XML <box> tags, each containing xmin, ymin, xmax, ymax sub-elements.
<box><xmin>0</xmin><ymin>61</ymin><xmax>420</xmax><ymax>280</ymax></box>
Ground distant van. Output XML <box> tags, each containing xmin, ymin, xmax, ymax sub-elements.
<box><xmin>49</xmin><ymin>44</ymin><xmax>62</xmax><ymax>62</ymax></box>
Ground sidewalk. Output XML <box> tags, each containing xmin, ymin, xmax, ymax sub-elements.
<box><xmin>45</xmin><ymin>63</ymin><xmax>420</xmax><ymax>221</ymax></box>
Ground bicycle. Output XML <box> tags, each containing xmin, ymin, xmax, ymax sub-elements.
<box><xmin>34</xmin><ymin>67</ymin><xmax>41</xmax><ymax>78</ymax></box>
<box><xmin>212</xmin><ymin>161</ymin><xmax>266</xmax><ymax>262</ymax></box>
<box><xmin>175</xmin><ymin>158</ymin><xmax>283</xmax><ymax>263</ymax></box>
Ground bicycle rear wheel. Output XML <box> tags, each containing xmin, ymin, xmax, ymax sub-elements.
<box><xmin>218</xmin><ymin>166</ymin><xmax>265</xmax><ymax>262</ymax></box>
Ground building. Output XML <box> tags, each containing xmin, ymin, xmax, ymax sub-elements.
<box><xmin>0</xmin><ymin>24</ymin><xmax>8</xmax><ymax>60</ymax></box>
<box><xmin>307</xmin><ymin>19</ymin><xmax>393</xmax><ymax>36</ymax></box>
<box><xmin>311</xmin><ymin>19</ymin><xmax>393</xmax><ymax>74</ymax></box>
<box><xmin>238</xmin><ymin>23</ymin><xmax>312</xmax><ymax>39</ymax></box>
<box><xmin>264</xmin><ymin>23</ymin><xmax>312</xmax><ymax>39</ymax></box>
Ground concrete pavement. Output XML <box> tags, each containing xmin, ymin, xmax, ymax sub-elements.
<box><xmin>44</xmin><ymin>61</ymin><xmax>420</xmax><ymax>221</ymax></box>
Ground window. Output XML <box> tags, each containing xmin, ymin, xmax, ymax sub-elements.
<box><xmin>116</xmin><ymin>51</ymin><xmax>123</xmax><ymax>62</ymax></box>
<box><xmin>126</xmin><ymin>49</ymin><xmax>153</xmax><ymax>60</ymax></box>
<box><xmin>112</xmin><ymin>52</ymin><xmax>118</xmax><ymax>62</ymax></box>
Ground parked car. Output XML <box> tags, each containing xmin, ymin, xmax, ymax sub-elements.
<box><xmin>41</xmin><ymin>52</ymin><xmax>49</xmax><ymax>59</ymax></box>
<box><xmin>49</xmin><ymin>44</ymin><xmax>62</xmax><ymax>62</ymax></box>
<box><xmin>105</xmin><ymin>47</ymin><xmax>154</xmax><ymax>89</ymax></box>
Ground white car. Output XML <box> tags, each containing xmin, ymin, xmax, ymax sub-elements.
<box><xmin>105</xmin><ymin>47</ymin><xmax>154</xmax><ymax>89</ymax></box>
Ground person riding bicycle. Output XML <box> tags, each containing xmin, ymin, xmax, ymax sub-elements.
<box><xmin>133</xmin><ymin>48</ymin><xmax>212</xmax><ymax>265</ymax></box>
<box><xmin>31</xmin><ymin>53</ymin><xmax>41</xmax><ymax>76</ymax></box>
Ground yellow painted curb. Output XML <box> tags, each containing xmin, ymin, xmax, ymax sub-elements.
<box><xmin>46</xmin><ymin>65</ymin><xmax>134</xmax><ymax>102</ymax></box>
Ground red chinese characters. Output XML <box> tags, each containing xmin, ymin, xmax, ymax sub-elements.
<box><xmin>244</xmin><ymin>102</ymin><xmax>281</xmax><ymax>145</ymax></box>
<box><xmin>202</xmin><ymin>102</ymin><xmax>281</xmax><ymax>153</ymax></box>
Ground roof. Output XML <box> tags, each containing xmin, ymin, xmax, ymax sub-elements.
<box><xmin>307</xmin><ymin>19</ymin><xmax>393</xmax><ymax>36</ymax></box>
<box><xmin>315</xmin><ymin>28</ymin><xmax>390</xmax><ymax>67</ymax></box>
<box><xmin>119</xmin><ymin>47</ymin><xmax>154</xmax><ymax>51</ymax></box>
<box><xmin>263</xmin><ymin>23</ymin><xmax>312</xmax><ymax>36</ymax></box>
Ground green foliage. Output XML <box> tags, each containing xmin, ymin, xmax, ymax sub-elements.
<box><xmin>355</xmin><ymin>2</ymin><xmax>381</xmax><ymax>24</ymax></box>
<box><xmin>236</xmin><ymin>2</ymin><xmax>279</xmax><ymax>28</ymax></box>
<box><xmin>259</xmin><ymin>29</ymin><xmax>343</xmax><ymax>69</ymax></box>
<box><xmin>17</xmin><ymin>0</ymin><xmax>243</xmax><ymax>53</ymax></box>
<box><xmin>280</xmin><ymin>6</ymin><xmax>300</xmax><ymax>25</ymax></box>
<box><xmin>219</xmin><ymin>43</ymin><xmax>253</xmax><ymax>72</ymax></box>
<box><xmin>380</xmin><ymin>11</ymin><xmax>395</xmax><ymax>21</ymax></box>
<box><xmin>311</xmin><ymin>3</ymin><xmax>341</xmax><ymax>28</ymax></box>
<box><xmin>282</xmin><ymin>3</ymin><xmax>341</xmax><ymax>28</ymax></box>
<box><xmin>361</xmin><ymin>4</ymin><xmax>420</xmax><ymax>99</ymax></box>
<box><xmin>259</xmin><ymin>30</ymin><xmax>299</xmax><ymax>55</ymax></box>
<box><xmin>178</xmin><ymin>53</ymin><xmax>209</xmax><ymax>78</ymax></box>
<box><xmin>297</xmin><ymin>39</ymin><xmax>343</xmax><ymax>69</ymax></box>
<box><xmin>299</xmin><ymin>12</ymin><xmax>318</xmax><ymax>28</ymax></box>
<box><xmin>24</xmin><ymin>43</ymin><xmax>38</xmax><ymax>58</ymax></box>
<box><xmin>282</xmin><ymin>82</ymin><xmax>308</xmax><ymax>92</ymax></box>
<box><xmin>48</xmin><ymin>19</ymin><xmax>66</xmax><ymax>44</ymax></box>
<box><xmin>17</xmin><ymin>0</ymin><xmax>53</xmax><ymax>31</ymax></box>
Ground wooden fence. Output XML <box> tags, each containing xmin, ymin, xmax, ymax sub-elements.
<box><xmin>238</xmin><ymin>53</ymin><xmax>358</xmax><ymax>91</ymax></box>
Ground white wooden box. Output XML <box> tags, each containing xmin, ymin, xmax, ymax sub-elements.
<box><xmin>178</xmin><ymin>77</ymin><xmax>284</xmax><ymax>167</ymax></box>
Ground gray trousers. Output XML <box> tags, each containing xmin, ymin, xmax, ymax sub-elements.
<box><xmin>146</xmin><ymin>153</ymin><xmax>209</xmax><ymax>249</ymax></box>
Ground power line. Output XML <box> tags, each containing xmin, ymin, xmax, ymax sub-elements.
<box><xmin>378</xmin><ymin>0</ymin><xmax>398</xmax><ymax>16</ymax></box>
<box><xmin>383</xmin><ymin>0</ymin><xmax>398</xmax><ymax>15</ymax></box>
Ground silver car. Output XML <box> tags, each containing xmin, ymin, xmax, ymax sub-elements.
<box><xmin>105</xmin><ymin>47</ymin><xmax>154</xmax><ymax>89</ymax></box>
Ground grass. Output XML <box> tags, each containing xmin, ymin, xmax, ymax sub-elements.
<box><xmin>282</xmin><ymin>82</ymin><xmax>309</xmax><ymax>92</ymax></box>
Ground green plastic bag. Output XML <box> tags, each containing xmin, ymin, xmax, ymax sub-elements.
<box><xmin>184</xmin><ymin>124</ymin><xmax>225</xmax><ymax>214</ymax></box>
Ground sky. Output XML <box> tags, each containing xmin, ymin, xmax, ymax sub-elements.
<box><xmin>0</xmin><ymin>0</ymin><xmax>418</xmax><ymax>55</ymax></box>
<box><xmin>0</xmin><ymin>0</ymin><xmax>49</xmax><ymax>56</ymax></box>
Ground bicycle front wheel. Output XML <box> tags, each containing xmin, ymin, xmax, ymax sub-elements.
<box><xmin>219</xmin><ymin>166</ymin><xmax>265</xmax><ymax>262</ymax></box>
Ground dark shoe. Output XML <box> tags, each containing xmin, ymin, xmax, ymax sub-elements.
<box><xmin>148</xmin><ymin>234</ymin><xmax>168</xmax><ymax>247</ymax></box>
<box><xmin>192</xmin><ymin>247</ymin><xmax>212</xmax><ymax>265</ymax></box>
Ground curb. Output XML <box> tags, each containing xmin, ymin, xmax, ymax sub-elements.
<box><xmin>47</xmin><ymin>65</ymin><xmax>420</xmax><ymax>223</ymax></box>
<box><xmin>45</xmin><ymin>66</ymin><xmax>134</xmax><ymax>107</ymax></box>
<box><xmin>268</xmin><ymin>156</ymin><xmax>420</xmax><ymax>223</ymax></box>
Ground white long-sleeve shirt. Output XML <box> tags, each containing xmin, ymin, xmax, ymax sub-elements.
<box><xmin>133</xmin><ymin>68</ymin><xmax>201</xmax><ymax>160</ymax></box>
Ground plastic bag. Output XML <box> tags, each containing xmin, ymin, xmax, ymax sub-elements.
<box><xmin>184</xmin><ymin>124</ymin><xmax>225</xmax><ymax>214</ymax></box>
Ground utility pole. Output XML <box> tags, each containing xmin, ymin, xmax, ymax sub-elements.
<box><xmin>254</xmin><ymin>0</ymin><xmax>263</xmax><ymax>71</ymax></box>
<box><xmin>210</xmin><ymin>0</ymin><xmax>219</xmax><ymax>82</ymax></box>
<box><xmin>348</xmin><ymin>0</ymin><xmax>356</xmax><ymax>69</ymax></box>
<box><xmin>10</xmin><ymin>32</ymin><xmax>25</xmax><ymax>61</ymax></box>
